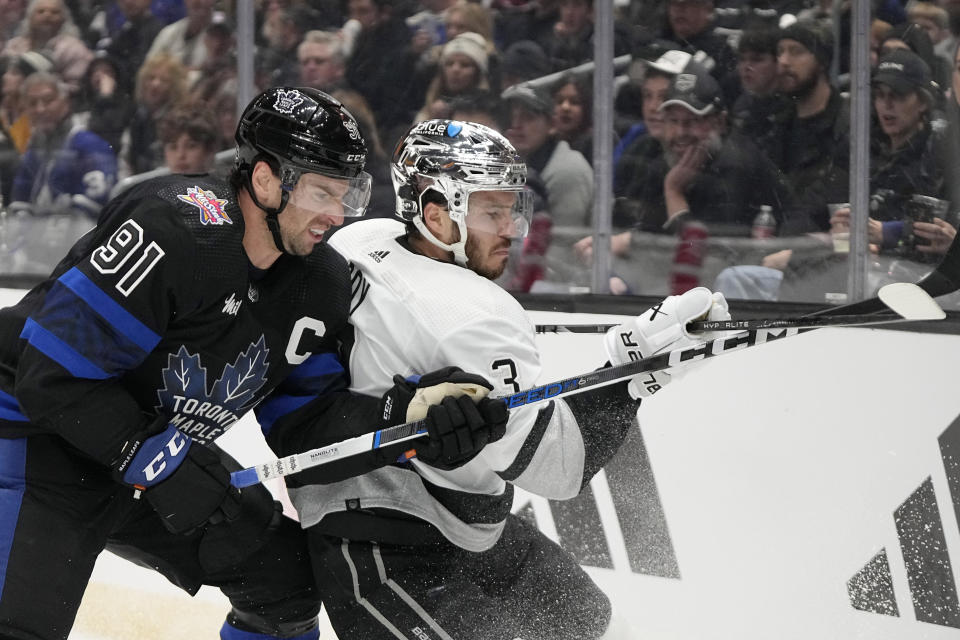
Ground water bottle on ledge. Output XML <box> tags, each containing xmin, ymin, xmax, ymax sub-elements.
<box><xmin>751</xmin><ymin>205</ymin><xmax>776</xmax><ymax>239</ymax></box>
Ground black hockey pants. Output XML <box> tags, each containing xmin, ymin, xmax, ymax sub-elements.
<box><xmin>308</xmin><ymin>514</ymin><xmax>612</xmax><ymax>640</ymax></box>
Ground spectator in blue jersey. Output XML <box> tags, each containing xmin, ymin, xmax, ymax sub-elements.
<box><xmin>9</xmin><ymin>71</ymin><xmax>117</xmax><ymax>219</ymax></box>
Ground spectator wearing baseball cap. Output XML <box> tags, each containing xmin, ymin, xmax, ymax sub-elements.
<box><xmin>766</xmin><ymin>19</ymin><xmax>851</xmax><ymax>234</ymax></box>
<box><xmin>879</xmin><ymin>21</ymin><xmax>951</xmax><ymax>92</ymax></box>
<box><xmin>611</xmin><ymin>60</ymin><xmax>787</xmax><ymax>237</ymax></box>
<box><xmin>828</xmin><ymin>48</ymin><xmax>958</xmax><ymax>258</ymax></box>
<box><xmin>611</xmin><ymin>49</ymin><xmax>694</xmax><ymax>233</ymax></box>
<box><xmin>502</xmin><ymin>82</ymin><xmax>594</xmax><ymax>285</ymax></box>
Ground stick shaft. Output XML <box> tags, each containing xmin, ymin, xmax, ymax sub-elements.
<box><xmin>536</xmin><ymin>313</ymin><xmax>905</xmax><ymax>334</ymax></box>
<box><xmin>231</xmin><ymin>326</ymin><xmax>804</xmax><ymax>487</ymax></box>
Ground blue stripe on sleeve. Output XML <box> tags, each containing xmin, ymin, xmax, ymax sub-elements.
<box><xmin>20</xmin><ymin>318</ymin><xmax>110</xmax><ymax>380</ymax></box>
<box><xmin>285</xmin><ymin>352</ymin><xmax>345</xmax><ymax>382</ymax></box>
<box><xmin>0</xmin><ymin>391</ymin><xmax>27</xmax><ymax>422</ymax></box>
<box><xmin>59</xmin><ymin>267</ymin><xmax>161</xmax><ymax>353</ymax></box>
<box><xmin>255</xmin><ymin>394</ymin><xmax>315</xmax><ymax>436</ymax></box>
<box><xmin>0</xmin><ymin>437</ymin><xmax>27</xmax><ymax>601</ymax></box>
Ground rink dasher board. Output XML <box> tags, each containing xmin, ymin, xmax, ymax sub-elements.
<box><xmin>3</xmin><ymin>287</ymin><xmax>960</xmax><ymax>639</ymax></box>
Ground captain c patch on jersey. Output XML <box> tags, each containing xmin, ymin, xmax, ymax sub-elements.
<box><xmin>177</xmin><ymin>186</ymin><xmax>233</xmax><ymax>226</ymax></box>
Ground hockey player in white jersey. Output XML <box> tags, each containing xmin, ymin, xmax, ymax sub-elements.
<box><xmin>268</xmin><ymin>120</ymin><xmax>731</xmax><ymax>639</ymax></box>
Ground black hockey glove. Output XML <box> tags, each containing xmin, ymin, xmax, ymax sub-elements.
<box><xmin>379</xmin><ymin>366</ymin><xmax>509</xmax><ymax>470</ymax></box>
<box><xmin>112</xmin><ymin>422</ymin><xmax>242</xmax><ymax>534</ymax></box>
<box><xmin>198</xmin><ymin>475</ymin><xmax>283</xmax><ymax>574</ymax></box>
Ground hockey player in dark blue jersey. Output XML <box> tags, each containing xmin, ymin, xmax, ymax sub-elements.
<box><xmin>9</xmin><ymin>72</ymin><xmax>118</xmax><ymax>220</ymax></box>
<box><xmin>0</xmin><ymin>87</ymin><xmax>507</xmax><ymax>640</ymax></box>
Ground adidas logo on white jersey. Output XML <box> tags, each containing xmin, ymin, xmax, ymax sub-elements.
<box><xmin>368</xmin><ymin>250</ymin><xmax>391</xmax><ymax>263</ymax></box>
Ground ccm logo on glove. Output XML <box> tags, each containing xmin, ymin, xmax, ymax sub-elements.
<box><xmin>118</xmin><ymin>424</ymin><xmax>192</xmax><ymax>488</ymax></box>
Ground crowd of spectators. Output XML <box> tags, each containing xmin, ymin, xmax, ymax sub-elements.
<box><xmin>0</xmin><ymin>0</ymin><xmax>959</xmax><ymax>300</ymax></box>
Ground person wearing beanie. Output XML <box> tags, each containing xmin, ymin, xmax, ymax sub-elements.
<box><xmin>766</xmin><ymin>19</ymin><xmax>851</xmax><ymax>234</ymax></box>
<box><xmin>413</xmin><ymin>31</ymin><xmax>491</xmax><ymax>123</ymax></box>
<box><xmin>500</xmin><ymin>39</ymin><xmax>551</xmax><ymax>89</ymax></box>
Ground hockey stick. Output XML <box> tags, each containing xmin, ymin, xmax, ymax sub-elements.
<box><xmin>231</xmin><ymin>326</ymin><xmax>803</xmax><ymax>488</ymax></box>
<box><xmin>536</xmin><ymin>282</ymin><xmax>945</xmax><ymax>334</ymax></box>
<box><xmin>538</xmin><ymin>312</ymin><xmax>917</xmax><ymax>334</ymax></box>
<box><xmin>230</xmin><ymin>282</ymin><xmax>945</xmax><ymax>488</ymax></box>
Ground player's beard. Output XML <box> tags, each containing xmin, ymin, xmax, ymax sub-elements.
<box><xmin>280</xmin><ymin>225</ymin><xmax>318</xmax><ymax>257</ymax></box>
<box><xmin>465</xmin><ymin>233</ymin><xmax>509</xmax><ymax>280</ymax></box>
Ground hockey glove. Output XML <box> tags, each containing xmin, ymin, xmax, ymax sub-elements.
<box><xmin>379</xmin><ymin>366</ymin><xmax>509</xmax><ymax>470</ymax></box>
<box><xmin>112</xmin><ymin>421</ymin><xmax>242</xmax><ymax>534</ymax></box>
<box><xmin>604</xmin><ymin>287</ymin><xmax>731</xmax><ymax>399</ymax></box>
<box><xmin>198</xmin><ymin>473</ymin><xmax>283</xmax><ymax>574</ymax></box>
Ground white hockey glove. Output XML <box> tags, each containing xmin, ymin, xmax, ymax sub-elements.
<box><xmin>604</xmin><ymin>287</ymin><xmax>731</xmax><ymax>399</ymax></box>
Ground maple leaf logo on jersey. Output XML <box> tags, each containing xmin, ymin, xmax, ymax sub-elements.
<box><xmin>156</xmin><ymin>336</ymin><xmax>270</xmax><ymax>444</ymax></box>
<box><xmin>273</xmin><ymin>89</ymin><xmax>304</xmax><ymax>114</ymax></box>
<box><xmin>178</xmin><ymin>186</ymin><xmax>232</xmax><ymax>226</ymax></box>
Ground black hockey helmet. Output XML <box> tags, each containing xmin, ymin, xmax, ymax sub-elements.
<box><xmin>235</xmin><ymin>87</ymin><xmax>372</xmax><ymax>250</ymax></box>
<box><xmin>391</xmin><ymin>119</ymin><xmax>531</xmax><ymax>266</ymax></box>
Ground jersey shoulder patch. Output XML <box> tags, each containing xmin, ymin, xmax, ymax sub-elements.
<box><xmin>175</xmin><ymin>184</ymin><xmax>234</xmax><ymax>226</ymax></box>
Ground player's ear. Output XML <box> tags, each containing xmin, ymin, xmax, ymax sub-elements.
<box><xmin>250</xmin><ymin>161</ymin><xmax>280</xmax><ymax>207</ymax></box>
<box><xmin>422</xmin><ymin>201</ymin><xmax>455</xmax><ymax>242</ymax></box>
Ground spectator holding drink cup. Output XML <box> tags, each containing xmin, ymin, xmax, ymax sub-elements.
<box><xmin>828</xmin><ymin>48</ymin><xmax>957</xmax><ymax>258</ymax></box>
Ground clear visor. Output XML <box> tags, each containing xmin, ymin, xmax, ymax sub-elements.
<box><xmin>284</xmin><ymin>170</ymin><xmax>372</xmax><ymax>218</ymax></box>
<box><xmin>463</xmin><ymin>189</ymin><xmax>534</xmax><ymax>239</ymax></box>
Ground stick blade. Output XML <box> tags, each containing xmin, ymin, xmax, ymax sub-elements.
<box><xmin>877</xmin><ymin>283</ymin><xmax>946</xmax><ymax>320</ymax></box>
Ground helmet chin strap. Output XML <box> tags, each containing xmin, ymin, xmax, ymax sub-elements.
<box><xmin>412</xmin><ymin>216</ymin><xmax>470</xmax><ymax>266</ymax></box>
<box><xmin>245</xmin><ymin>174</ymin><xmax>291</xmax><ymax>255</ymax></box>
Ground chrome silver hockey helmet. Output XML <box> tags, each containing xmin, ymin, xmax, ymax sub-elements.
<box><xmin>391</xmin><ymin>119</ymin><xmax>533</xmax><ymax>266</ymax></box>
